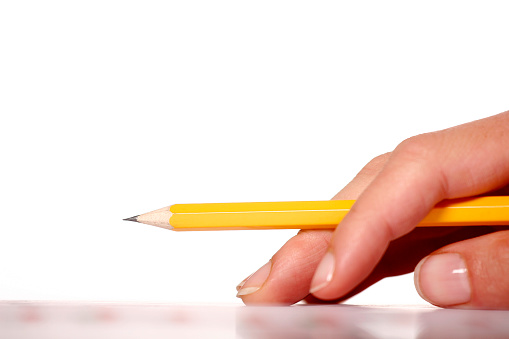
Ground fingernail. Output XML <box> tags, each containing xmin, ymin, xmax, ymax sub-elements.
<box><xmin>310</xmin><ymin>251</ymin><xmax>335</xmax><ymax>294</ymax></box>
<box><xmin>415</xmin><ymin>253</ymin><xmax>471</xmax><ymax>306</ymax></box>
<box><xmin>236</xmin><ymin>277</ymin><xmax>249</xmax><ymax>292</ymax></box>
<box><xmin>236</xmin><ymin>261</ymin><xmax>272</xmax><ymax>297</ymax></box>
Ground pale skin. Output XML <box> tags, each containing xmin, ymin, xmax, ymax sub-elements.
<box><xmin>236</xmin><ymin>110</ymin><xmax>509</xmax><ymax>309</ymax></box>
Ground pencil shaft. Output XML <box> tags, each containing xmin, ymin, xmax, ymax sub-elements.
<box><xmin>164</xmin><ymin>196</ymin><xmax>509</xmax><ymax>231</ymax></box>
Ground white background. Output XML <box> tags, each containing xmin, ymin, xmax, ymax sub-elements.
<box><xmin>1</xmin><ymin>1</ymin><xmax>508</xmax><ymax>305</ymax></box>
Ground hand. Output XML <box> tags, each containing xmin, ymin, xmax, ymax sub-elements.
<box><xmin>236</xmin><ymin>110</ymin><xmax>509</xmax><ymax>309</ymax></box>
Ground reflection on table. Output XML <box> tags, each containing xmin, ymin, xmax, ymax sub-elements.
<box><xmin>1</xmin><ymin>301</ymin><xmax>508</xmax><ymax>339</ymax></box>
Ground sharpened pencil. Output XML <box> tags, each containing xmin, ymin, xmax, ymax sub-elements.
<box><xmin>123</xmin><ymin>196</ymin><xmax>509</xmax><ymax>231</ymax></box>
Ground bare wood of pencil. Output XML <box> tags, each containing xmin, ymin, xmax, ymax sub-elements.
<box><xmin>124</xmin><ymin>207</ymin><xmax>173</xmax><ymax>230</ymax></box>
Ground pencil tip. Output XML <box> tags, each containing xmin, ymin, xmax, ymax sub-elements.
<box><xmin>123</xmin><ymin>215</ymin><xmax>139</xmax><ymax>222</ymax></box>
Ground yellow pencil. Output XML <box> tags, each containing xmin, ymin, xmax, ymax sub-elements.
<box><xmin>123</xmin><ymin>196</ymin><xmax>509</xmax><ymax>231</ymax></box>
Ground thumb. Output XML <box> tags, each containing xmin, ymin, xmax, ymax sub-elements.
<box><xmin>414</xmin><ymin>229</ymin><xmax>509</xmax><ymax>309</ymax></box>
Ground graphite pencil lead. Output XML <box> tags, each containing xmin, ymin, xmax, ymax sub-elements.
<box><xmin>123</xmin><ymin>215</ymin><xmax>139</xmax><ymax>223</ymax></box>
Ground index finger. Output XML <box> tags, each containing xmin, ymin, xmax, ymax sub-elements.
<box><xmin>310</xmin><ymin>112</ymin><xmax>509</xmax><ymax>300</ymax></box>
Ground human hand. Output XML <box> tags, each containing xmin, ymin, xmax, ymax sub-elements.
<box><xmin>236</xmin><ymin>111</ymin><xmax>509</xmax><ymax>309</ymax></box>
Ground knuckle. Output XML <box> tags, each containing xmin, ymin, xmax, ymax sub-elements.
<box><xmin>392</xmin><ymin>133</ymin><xmax>448</xmax><ymax>196</ymax></box>
<box><xmin>392</xmin><ymin>132</ymin><xmax>450</xmax><ymax>198</ymax></box>
<box><xmin>394</xmin><ymin>133</ymin><xmax>436</xmax><ymax>163</ymax></box>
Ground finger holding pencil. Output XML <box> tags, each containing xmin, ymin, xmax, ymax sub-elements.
<box><xmin>237</xmin><ymin>110</ymin><xmax>509</xmax><ymax>309</ymax></box>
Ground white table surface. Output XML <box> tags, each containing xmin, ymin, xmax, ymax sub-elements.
<box><xmin>1</xmin><ymin>301</ymin><xmax>508</xmax><ymax>339</ymax></box>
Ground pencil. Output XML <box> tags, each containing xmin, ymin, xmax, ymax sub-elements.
<box><xmin>123</xmin><ymin>196</ymin><xmax>509</xmax><ymax>231</ymax></box>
